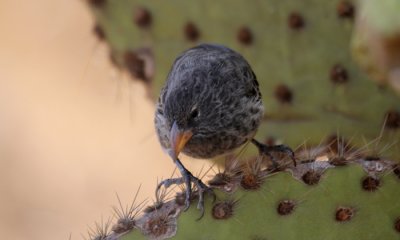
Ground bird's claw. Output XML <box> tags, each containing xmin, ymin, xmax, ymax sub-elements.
<box><xmin>157</xmin><ymin>177</ymin><xmax>185</xmax><ymax>190</ymax></box>
<box><xmin>156</xmin><ymin>169</ymin><xmax>215</xmax><ymax>220</ymax></box>
<box><xmin>270</xmin><ymin>144</ymin><xmax>296</xmax><ymax>167</ymax></box>
<box><xmin>253</xmin><ymin>140</ymin><xmax>296</xmax><ymax>168</ymax></box>
<box><xmin>191</xmin><ymin>176</ymin><xmax>216</xmax><ymax>220</ymax></box>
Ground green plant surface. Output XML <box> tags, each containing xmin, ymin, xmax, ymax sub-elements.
<box><xmin>88</xmin><ymin>0</ymin><xmax>400</xmax><ymax>156</ymax></box>
<box><xmin>84</xmin><ymin>1</ymin><xmax>400</xmax><ymax>238</ymax></box>
<box><xmin>116</xmin><ymin>159</ymin><xmax>400</xmax><ymax>240</ymax></box>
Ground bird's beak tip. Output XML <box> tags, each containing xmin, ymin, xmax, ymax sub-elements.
<box><xmin>169</xmin><ymin>122</ymin><xmax>193</xmax><ymax>159</ymax></box>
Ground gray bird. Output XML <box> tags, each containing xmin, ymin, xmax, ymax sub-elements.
<box><xmin>155</xmin><ymin>44</ymin><xmax>295</xmax><ymax>217</ymax></box>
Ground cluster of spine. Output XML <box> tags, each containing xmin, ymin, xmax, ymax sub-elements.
<box><xmin>83</xmin><ymin>136</ymin><xmax>400</xmax><ymax>240</ymax></box>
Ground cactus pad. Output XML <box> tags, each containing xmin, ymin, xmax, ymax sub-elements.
<box><xmin>87</xmin><ymin>142</ymin><xmax>400</xmax><ymax>240</ymax></box>
<box><xmin>87</xmin><ymin>0</ymin><xmax>400</xmax><ymax>155</ymax></box>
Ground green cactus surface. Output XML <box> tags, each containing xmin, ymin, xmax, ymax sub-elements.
<box><xmin>84</xmin><ymin>1</ymin><xmax>400</xmax><ymax>239</ymax></box>
<box><xmin>88</xmin><ymin>143</ymin><xmax>400</xmax><ymax>240</ymax></box>
<box><xmin>87</xmin><ymin>0</ymin><xmax>400</xmax><ymax>156</ymax></box>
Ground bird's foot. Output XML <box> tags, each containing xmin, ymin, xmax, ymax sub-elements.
<box><xmin>251</xmin><ymin>139</ymin><xmax>296</xmax><ymax>168</ymax></box>
<box><xmin>157</xmin><ymin>169</ymin><xmax>215</xmax><ymax>220</ymax></box>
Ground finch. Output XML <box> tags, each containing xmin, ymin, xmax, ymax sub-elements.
<box><xmin>155</xmin><ymin>44</ymin><xmax>295</xmax><ymax>217</ymax></box>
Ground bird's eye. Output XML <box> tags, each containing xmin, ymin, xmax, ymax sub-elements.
<box><xmin>190</xmin><ymin>108</ymin><xmax>199</xmax><ymax>119</ymax></box>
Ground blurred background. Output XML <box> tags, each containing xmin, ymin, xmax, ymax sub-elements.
<box><xmin>0</xmin><ymin>0</ymin><xmax>208</xmax><ymax>239</ymax></box>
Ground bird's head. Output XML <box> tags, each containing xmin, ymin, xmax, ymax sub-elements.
<box><xmin>158</xmin><ymin>44</ymin><xmax>263</xmax><ymax>160</ymax></box>
<box><xmin>163</xmin><ymin>84</ymin><xmax>209</xmax><ymax>159</ymax></box>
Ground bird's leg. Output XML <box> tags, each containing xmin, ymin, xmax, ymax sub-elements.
<box><xmin>156</xmin><ymin>157</ymin><xmax>215</xmax><ymax>219</ymax></box>
<box><xmin>251</xmin><ymin>139</ymin><xmax>296</xmax><ymax>168</ymax></box>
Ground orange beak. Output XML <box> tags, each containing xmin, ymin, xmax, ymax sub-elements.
<box><xmin>169</xmin><ymin>121</ymin><xmax>193</xmax><ymax>159</ymax></box>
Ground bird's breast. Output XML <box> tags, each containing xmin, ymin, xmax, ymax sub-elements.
<box><xmin>182</xmin><ymin>133</ymin><xmax>250</xmax><ymax>159</ymax></box>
